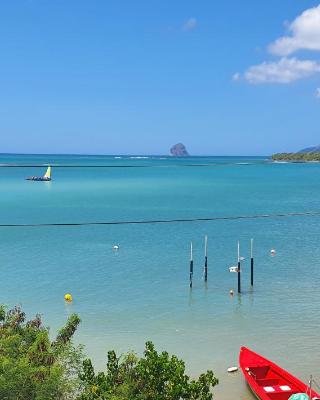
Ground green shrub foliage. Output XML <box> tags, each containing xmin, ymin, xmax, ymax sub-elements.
<box><xmin>0</xmin><ymin>305</ymin><xmax>83</xmax><ymax>400</ymax></box>
<box><xmin>78</xmin><ymin>341</ymin><xmax>218</xmax><ymax>400</ymax></box>
<box><xmin>0</xmin><ymin>305</ymin><xmax>218</xmax><ymax>400</ymax></box>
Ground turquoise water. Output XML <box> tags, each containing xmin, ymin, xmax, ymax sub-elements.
<box><xmin>1</xmin><ymin>154</ymin><xmax>320</xmax><ymax>399</ymax></box>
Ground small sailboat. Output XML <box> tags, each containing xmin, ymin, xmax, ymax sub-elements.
<box><xmin>26</xmin><ymin>166</ymin><xmax>52</xmax><ymax>181</ymax></box>
<box><xmin>240</xmin><ymin>347</ymin><xmax>320</xmax><ymax>400</ymax></box>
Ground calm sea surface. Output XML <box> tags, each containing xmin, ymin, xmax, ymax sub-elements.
<box><xmin>1</xmin><ymin>154</ymin><xmax>320</xmax><ymax>399</ymax></box>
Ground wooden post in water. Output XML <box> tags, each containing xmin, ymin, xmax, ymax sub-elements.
<box><xmin>237</xmin><ymin>241</ymin><xmax>241</xmax><ymax>294</ymax></box>
<box><xmin>204</xmin><ymin>235</ymin><xmax>208</xmax><ymax>282</ymax></box>
<box><xmin>189</xmin><ymin>242</ymin><xmax>193</xmax><ymax>288</ymax></box>
<box><xmin>250</xmin><ymin>238</ymin><xmax>254</xmax><ymax>286</ymax></box>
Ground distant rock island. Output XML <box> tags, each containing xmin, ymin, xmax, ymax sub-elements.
<box><xmin>272</xmin><ymin>145</ymin><xmax>320</xmax><ymax>161</ymax></box>
<box><xmin>170</xmin><ymin>143</ymin><xmax>190</xmax><ymax>157</ymax></box>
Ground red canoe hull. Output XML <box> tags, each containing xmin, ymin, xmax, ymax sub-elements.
<box><xmin>239</xmin><ymin>347</ymin><xmax>320</xmax><ymax>400</ymax></box>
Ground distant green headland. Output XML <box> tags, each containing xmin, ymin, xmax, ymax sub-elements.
<box><xmin>272</xmin><ymin>152</ymin><xmax>320</xmax><ymax>161</ymax></box>
<box><xmin>272</xmin><ymin>145</ymin><xmax>320</xmax><ymax>161</ymax></box>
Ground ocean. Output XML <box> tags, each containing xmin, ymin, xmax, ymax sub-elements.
<box><xmin>1</xmin><ymin>154</ymin><xmax>320</xmax><ymax>399</ymax></box>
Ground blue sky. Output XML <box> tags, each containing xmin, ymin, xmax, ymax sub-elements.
<box><xmin>0</xmin><ymin>0</ymin><xmax>320</xmax><ymax>155</ymax></box>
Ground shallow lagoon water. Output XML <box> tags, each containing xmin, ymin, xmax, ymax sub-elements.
<box><xmin>1</xmin><ymin>154</ymin><xmax>320</xmax><ymax>399</ymax></box>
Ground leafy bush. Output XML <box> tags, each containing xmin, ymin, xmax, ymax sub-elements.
<box><xmin>78</xmin><ymin>341</ymin><xmax>218</xmax><ymax>400</ymax></box>
<box><xmin>0</xmin><ymin>305</ymin><xmax>219</xmax><ymax>400</ymax></box>
<box><xmin>0</xmin><ymin>305</ymin><xmax>83</xmax><ymax>400</ymax></box>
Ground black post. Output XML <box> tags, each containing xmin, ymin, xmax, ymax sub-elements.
<box><xmin>204</xmin><ymin>235</ymin><xmax>208</xmax><ymax>282</ymax></box>
<box><xmin>250</xmin><ymin>257</ymin><xmax>254</xmax><ymax>286</ymax></box>
<box><xmin>238</xmin><ymin>261</ymin><xmax>241</xmax><ymax>293</ymax></box>
<box><xmin>190</xmin><ymin>260</ymin><xmax>193</xmax><ymax>288</ymax></box>
<box><xmin>250</xmin><ymin>238</ymin><xmax>254</xmax><ymax>286</ymax></box>
<box><xmin>190</xmin><ymin>242</ymin><xmax>193</xmax><ymax>288</ymax></box>
<box><xmin>237</xmin><ymin>241</ymin><xmax>241</xmax><ymax>294</ymax></box>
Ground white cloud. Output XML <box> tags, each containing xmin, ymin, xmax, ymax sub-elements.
<box><xmin>235</xmin><ymin>5</ymin><xmax>320</xmax><ymax>85</ymax></box>
<box><xmin>182</xmin><ymin>18</ymin><xmax>197</xmax><ymax>32</ymax></box>
<box><xmin>243</xmin><ymin>57</ymin><xmax>320</xmax><ymax>84</ymax></box>
<box><xmin>232</xmin><ymin>72</ymin><xmax>241</xmax><ymax>81</ymax></box>
<box><xmin>316</xmin><ymin>88</ymin><xmax>320</xmax><ymax>97</ymax></box>
<box><xmin>269</xmin><ymin>5</ymin><xmax>320</xmax><ymax>56</ymax></box>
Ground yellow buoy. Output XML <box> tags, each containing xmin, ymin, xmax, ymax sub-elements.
<box><xmin>64</xmin><ymin>293</ymin><xmax>73</xmax><ymax>302</ymax></box>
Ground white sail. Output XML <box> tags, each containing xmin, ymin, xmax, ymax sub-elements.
<box><xmin>43</xmin><ymin>166</ymin><xmax>51</xmax><ymax>179</ymax></box>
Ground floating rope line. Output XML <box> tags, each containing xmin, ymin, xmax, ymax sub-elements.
<box><xmin>0</xmin><ymin>211</ymin><xmax>319</xmax><ymax>228</ymax></box>
<box><xmin>0</xmin><ymin>163</ymin><xmax>260</xmax><ymax>168</ymax></box>
<box><xmin>0</xmin><ymin>160</ymin><xmax>270</xmax><ymax>168</ymax></box>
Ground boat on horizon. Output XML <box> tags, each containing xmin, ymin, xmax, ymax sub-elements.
<box><xmin>240</xmin><ymin>346</ymin><xmax>320</xmax><ymax>400</ymax></box>
<box><xmin>26</xmin><ymin>166</ymin><xmax>52</xmax><ymax>181</ymax></box>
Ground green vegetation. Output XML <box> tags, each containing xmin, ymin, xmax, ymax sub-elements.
<box><xmin>0</xmin><ymin>305</ymin><xmax>218</xmax><ymax>400</ymax></box>
<box><xmin>79</xmin><ymin>341</ymin><xmax>218</xmax><ymax>400</ymax></box>
<box><xmin>272</xmin><ymin>152</ymin><xmax>320</xmax><ymax>161</ymax></box>
<box><xmin>0</xmin><ymin>305</ymin><xmax>83</xmax><ymax>400</ymax></box>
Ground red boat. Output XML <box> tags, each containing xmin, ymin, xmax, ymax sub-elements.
<box><xmin>239</xmin><ymin>347</ymin><xmax>320</xmax><ymax>400</ymax></box>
